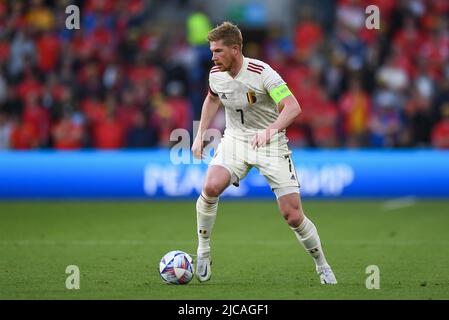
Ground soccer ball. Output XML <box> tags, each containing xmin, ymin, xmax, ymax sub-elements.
<box><xmin>159</xmin><ymin>250</ymin><xmax>194</xmax><ymax>284</ymax></box>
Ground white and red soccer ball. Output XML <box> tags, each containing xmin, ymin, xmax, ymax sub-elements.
<box><xmin>159</xmin><ymin>250</ymin><xmax>194</xmax><ymax>284</ymax></box>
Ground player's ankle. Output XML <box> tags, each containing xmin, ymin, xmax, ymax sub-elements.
<box><xmin>197</xmin><ymin>248</ymin><xmax>210</xmax><ymax>257</ymax></box>
<box><xmin>316</xmin><ymin>263</ymin><xmax>331</xmax><ymax>270</ymax></box>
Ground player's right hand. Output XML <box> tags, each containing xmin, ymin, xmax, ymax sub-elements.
<box><xmin>192</xmin><ymin>137</ymin><xmax>204</xmax><ymax>159</ymax></box>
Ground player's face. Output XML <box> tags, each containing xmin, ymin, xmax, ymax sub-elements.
<box><xmin>210</xmin><ymin>40</ymin><xmax>238</xmax><ymax>72</ymax></box>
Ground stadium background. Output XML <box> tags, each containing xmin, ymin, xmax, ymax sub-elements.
<box><xmin>0</xmin><ymin>0</ymin><xmax>449</xmax><ymax>300</ymax></box>
<box><xmin>1</xmin><ymin>0</ymin><xmax>449</xmax><ymax>150</ymax></box>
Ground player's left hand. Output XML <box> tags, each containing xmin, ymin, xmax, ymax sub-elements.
<box><xmin>251</xmin><ymin>129</ymin><xmax>276</xmax><ymax>149</ymax></box>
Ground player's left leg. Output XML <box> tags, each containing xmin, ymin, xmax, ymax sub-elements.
<box><xmin>256</xmin><ymin>148</ymin><xmax>337</xmax><ymax>284</ymax></box>
<box><xmin>276</xmin><ymin>191</ymin><xmax>337</xmax><ymax>284</ymax></box>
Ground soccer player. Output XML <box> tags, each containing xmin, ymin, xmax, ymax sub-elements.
<box><xmin>191</xmin><ymin>22</ymin><xmax>337</xmax><ymax>284</ymax></box>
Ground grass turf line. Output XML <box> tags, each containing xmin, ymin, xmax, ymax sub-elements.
<box><xmin>0</xmin><ymin>200</ymin><xmax>448</xmax><ymax>299</ymax></box>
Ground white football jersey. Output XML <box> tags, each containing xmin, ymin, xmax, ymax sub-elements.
<box><xmin>209</xmin><ymin>57</ymin><xmax>289</xmax><ymax>142</ymax></box>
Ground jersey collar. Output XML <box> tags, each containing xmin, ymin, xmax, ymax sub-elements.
<box><xmin>230</xmin><ymin>56</ymin><xmax>248</xmax><ymax>80</ymax></box>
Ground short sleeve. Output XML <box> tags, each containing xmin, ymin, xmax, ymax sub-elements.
<box><xmin>208</xmin><ymin>83</ymin><xmax>218</xmax><ymax>96</ymax></box>
<box><xmin>208</xmin><ymin>66</ymin><xmax>220</xmax><ymax>96</ymax></box>
<box><xmin>262</xmin><ymin>64</ymin><xmax>286</xmax><ymax>93</ymax></box>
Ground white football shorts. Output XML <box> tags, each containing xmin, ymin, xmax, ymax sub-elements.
<box><xmin>208</xmin><ymin>131</ymin><xmax>300</xmax><ymax>197</ymax></box>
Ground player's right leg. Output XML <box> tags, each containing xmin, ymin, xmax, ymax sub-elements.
<box><xmin>196</xmin><ymin>165</ymin><xmax>231</xmax><ymax>282</ymax></box>
<box><xmin>277</xmin><ymin>192</ymin><xmax>337</xmax><ymax>285</ymax></box>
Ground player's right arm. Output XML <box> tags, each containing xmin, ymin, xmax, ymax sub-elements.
<box><xmin>192</xmin><ymin>92</ymin><xmax>221</xmax><ymax>159</ymax></box>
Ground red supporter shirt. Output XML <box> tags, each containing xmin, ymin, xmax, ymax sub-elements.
<box><xmin>10</xmin><ymin>122</ymin><xmax>38</xmax><ymax>149</ymax></box>
<box><xmin>340</xmin><ymin>90</ymin><xmax>370</xmax><ymax>135</ymax></box>
<box><xmin>52</xmin><ymin>119</ymin><xmax>84</xmax><ymax>150</ymax></box>
<box><xmin>0</xmin><ymin>41</ymin><xmax>9</xmax><ymax>62</ymax></box>
<box><xmin>166</xmin><ymin>97</ymin><xmax>191</xmax><ymax>130</ymax></box>
<box><xmin>311</xmin><ymin>100</ymin><xmax>339</xmax><ymax>143</ymax></box>
<box><xmin>22</xmin><ymin>104</ymin><xmax>50</xmax><ymax>143</ymax></box>
<box><xmin>80</xmin><ymin>98</ymin><xmax>107</xmax><ymax>124</ymax></box>
<box><xmin>294</xmin><ymin>21</ymin><xmax>322</xmax><ymax>53</ymax></box>
<box><xmin>16</xmin><ymin>77</ymin><xmax>44</xmax><ymax>100</ymax></box>
<box><xmin>432</xmin><ymin>120</ymin><xmax>449</xmax><ymax>149</ymax></box>
<box><xmin>36</xmin><ymin>33</ymin><xmax>60</xmax><ymax>72</ymax></box>
<box><xmin>93</xmin><ymin>117</ymin><xmax>125</xmax><ymax>149</ymax></box>
<box><xmin>116</xmin><ymin>105</ymin><xmax>140</xmax><ymax>132</ymax></box>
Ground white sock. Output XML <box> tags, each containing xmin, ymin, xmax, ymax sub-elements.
<box><xmin>196</xmin><ymin>192</ymin><xmax>218</xmax><ymax>256</ymax></box>
<box><xmin>291</xmin><ymin>216</ymin><xmax>328</xmax><ymax>268</ymax></box>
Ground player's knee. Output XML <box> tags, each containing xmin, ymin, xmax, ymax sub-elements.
<box><xmin>284</xmin><ymin>209</ymin><xmax>301</xmax><ymax>227</ymax></box>
<box><xmin>286</xmin><ymin>212</ymin><xmax>301</xmax><ymax>228</ymax></box>
<box><xmin>203</xmin><ymin>181</ymin><xmax>224</xmax><ymax>197</ymax></box>
<box><xmin>279</xmin><ymin>201</ymin><xmax>301</xmax><ymax>227</ymax></box>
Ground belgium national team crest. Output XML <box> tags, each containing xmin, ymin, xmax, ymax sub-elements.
<box><xmin>246</xmin><ymin>90</ymin><xmax>257</xmax><ymax>104</ymax></box>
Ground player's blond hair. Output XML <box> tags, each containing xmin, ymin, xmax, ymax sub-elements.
<box><xmin>207</xmin><ymin>21</ymin><xmax>243</xmax><ymax>51</ymax></box>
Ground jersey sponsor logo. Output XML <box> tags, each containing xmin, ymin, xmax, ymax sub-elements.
<box><xmin>246</xmin><ymin>90</ymin><xmax>257</xmax><ymax>104</ymax></box>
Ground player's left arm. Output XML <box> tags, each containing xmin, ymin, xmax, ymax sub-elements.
<box><xmin>251</xmin><ymin>85</ymin><xmax>302</xmax><ymax>148</ymax></box>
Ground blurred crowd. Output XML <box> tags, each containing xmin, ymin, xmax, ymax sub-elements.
<box><xmin>0</xmin><ymin>0</ymin><xmax>448</xmax><ymax>150</ymax></box>
<box><xmin>274</xmin><ymin>0</ymin><xmax>449</xmax><ymax>149</ymax></box>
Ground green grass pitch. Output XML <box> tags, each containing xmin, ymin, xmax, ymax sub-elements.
<box><xmin>0</xmin><ymin>200</ymin><xmax>448</xmax><ymax>299</ymax></box>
